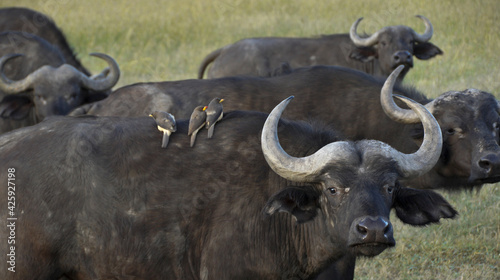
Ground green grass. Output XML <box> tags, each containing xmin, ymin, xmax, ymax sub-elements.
<box><xmin>1</xmin><ymin>0</ymin><xmax>499</xmax><ymax>279</ymax></box>
<box><xmin>3</xmin><ymin>0</ymin><xmax>500</xmax><ymax>96</ymax></box>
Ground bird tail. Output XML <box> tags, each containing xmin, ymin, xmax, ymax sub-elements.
<box><xmin>161</xmin><ymin>133</ymin><xmax>170</xmax><ymax>148</ymax></box>
<box><xmin>207</xmin><ymin>125</ymin><xmax>215</xmax><ymax>139</ymax></box>
<box><xmin>190</xmin><ymin>132</ymin><xmax>198</xmax><ymax>147</ymax></box>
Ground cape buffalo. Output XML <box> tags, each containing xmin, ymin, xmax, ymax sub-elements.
<box><xmin>0</xmin><ymin>7</ymin><xmax>89</xmax><ymax>75</ymax></box>
<box><xmin>71</xmin><ymin>66</ymin><xmax>500</xmax><ymax>191</ymax></box>
<box><xmin>0</xmin><ymin>96</ymin><xmax>455</xmax><ymax>279</ymax></box>
<box><xmin>197</xmin><ymin>15</ymin><xmax>443</xmax><ymax>81</ymax></box>
<box><xmin>0</xmin><ymin>31</ymin><xmax>120</xmax><ymax>133</ymax></box>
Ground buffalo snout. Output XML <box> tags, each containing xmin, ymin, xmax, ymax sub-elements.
<box><xmin>471</xmin><ymin>153</ymin><xmax>500</xmax><ymax>183</ymax></box>
<box><xmin>478</xmin><ymin>153</ymin><xmax>500</xmax><ymax>174</ymax></box>
<box><xmin>393</xmin><ymin>50</ymin><xmax>413</xmax><ymax>67</ymax></box>
<box><xmin>348</xmin><ymin>216</ymin><xmax>395</xmax><ymax>256</ymax></box>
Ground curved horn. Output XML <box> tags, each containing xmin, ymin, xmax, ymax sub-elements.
<box><xmin>412</xmin><ymin>15</ymin><xmax>434</xmax><ymax>43</ymax></box>
<box><xmin>0</xmin><ymin>53</ymin><xmax>37</xmax><ymax>94</ymax></box>
<box><xmin>380</xmin><ymin>65</ymin><xmax>436</xmax><ymax>123</ymax></box>
<box><xmin>363</xmin><ymin>94</ymin><xmax>442</xmax><ymax>178</ymax></box>
<box><xmin>261</xmin><ymin>96</ymin><xmax>357</xmax><ymax>183</ymax></box>
<box><xmin>349</xmin><ymin>17</ymin><xmax>382</xmax><ymax>47</ymax></box>
<box><xmin>79</xmin><ymin>53</ymin><xmax>120</xmax><ymax>92</ymax></box>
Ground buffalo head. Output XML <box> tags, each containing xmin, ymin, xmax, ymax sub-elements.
<box><xmin>349</xmin><ymin>15</ymin><xmax>443</xmax><ymax>80</ymax></box>
<box><xmin>381</xmin><ymin>66</ymin><xmax>500</xmax><ymax>189</ymax></box>
<box><xmin>0</xmin><ymin>52</ymin><xmax>120</xmax><ymax>121</ymax></box>
<box><xmin>261</xmin><ymin>95</ymin><xmax>455</xmax><ymax>257</ymax></box>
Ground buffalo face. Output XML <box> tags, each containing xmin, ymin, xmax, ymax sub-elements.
<box><xmin>321</xmin><ymin>159</ymin><xmax>398</xmax><ymax>257</ymax></box>
<box><xmin>31</xmin><ymin>68</ymin><xmax>85</xmax><ymax>117</ymax></box>
<box><xmin>432</xmin><ymin>90</ymin><xmax>500</xmax><ymax>185</ymax></box>
<box><xmin>0</xmin><ymin>53</ymin><xmax>120</xmax><ymax>121</ymax></box>
<box><xmin>350</xmin><ymin>15</ymin><xmax>443</xmax><ymax>80</ymax></box>
<box><xmin>381</xmin><ymin>77</ymin><xmax>500</xmax><ymax>189</ymax></box>
<box><xmin>374</xmin><ymin>27</ymin><xmax>416</xmax><ymax>78</ymax></box>
<box><xmin>264</xmin><ymin>161</ymin><xmax>457</xmax><ymax>258</ymax></box>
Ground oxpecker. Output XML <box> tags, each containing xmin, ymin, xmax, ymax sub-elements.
<box><xmin>188</xmin><ymin>105</ymin><xmax>207</xmax><ymax>147</ymax></box>
<box><xmin>205</xmin><ymin>97</ymin><xmax>224</xmax><ymax>138</ymax></box>
<box><xmin>150</xmin><ymin>111</ymin><xmax>177</xmax><ymax>148</ymax></box>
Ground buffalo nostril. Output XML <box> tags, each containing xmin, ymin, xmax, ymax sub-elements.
<box><xmin>383</xmin><ymin>222</ymin><xmax>392</xmax><ymax>235</ymax></box>
<box><xmin>356</xmin><ymin>216</ymin><xmax>391</xmax><ymax>240</ymax></box>
<box><xmin>393</xmin><ymin>51</ymin><xmax>412</xmax><ymax>65</ymax></box>
<box><xmin>357</xmin><ymin>224</ymin><xmax>368</xmax><ymax>235</ymax></box>
<box><xmin>479</xmin><ymin>159</ymin><xmax>491</xmax><ymax>171</ymax></box>
<box><xmin>350</xmin><ymin>216</ymin><xmax>395</xmax><ymax>247</ymax></box>
<box><xmin>478</xmin><ymin>154</ymin><xmax>500</xmax><ymax>175</ymax></box>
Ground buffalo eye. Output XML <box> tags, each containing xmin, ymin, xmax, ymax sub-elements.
<box><xmin>384</xmin><ymin>184</ymin><xmax>394</xmax><ymax>195</ymax></box>
<box><xmin>446</xmin><ymin>127</ymin><xmax>465</xmax><ymax>139</ymax></box>
<box><xmin>327</xmin><ymin>187</ymin><xmax>338</xmax><ymax>195</ymax></box>
<box><xmin>446</xmin><ymin>128</ymin><xmax>456</xmax><ymax>135</ymax></box>
<box><xmin>379</xmin><ymin>40</ymin><xmax>387</xmax><ymax>47</ymax></box>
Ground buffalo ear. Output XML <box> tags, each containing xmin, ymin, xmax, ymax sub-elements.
<box><xmin>0</xmin><ymin>95</ymin><xmax>32</xmax><ymax>120</ymax></box>
<box><xmin>414</xmin><ymin>42</ymin><xmax>443</xmax><ymax>60</ymax></box>
<box><xmin>393</xmin><ymin>187</ymin><xmax>458</xmax><ymax>226</ymax></box>
<box><xmin>349</xmin><ymin>47</ymin><xmax>377</xmax><ymax>62</ymax></box>
<box><xmin>263</xmin><ymin>186</ymin><xmax>320</xmax><ymax>224</ymax></box>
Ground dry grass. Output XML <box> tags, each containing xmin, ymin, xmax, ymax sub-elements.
<box><xmin>1</xmin><ymin>0</ymin><xmax>499</xmax><ymax>279</ymax></box>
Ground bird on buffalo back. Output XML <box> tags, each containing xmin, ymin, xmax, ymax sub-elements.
<box><xmin>188</xmin><ymin>105</ymin><xmax>207</xmax><ymax>147</ymax></box>
<box><xmin>205</xmin><ymin>97</ymin><xmax>224</xmax><ymax>138</ymax></box>
<box><xmin>150</xmin><ymin>111</ymin><xmax>177</xmax><ymax>148</ymax></box>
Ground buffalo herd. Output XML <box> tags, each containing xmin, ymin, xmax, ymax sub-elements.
<box><xmin>0</xmin><ymin>6</ymin><xmax>496</xmax><ymax>280</ymax></box>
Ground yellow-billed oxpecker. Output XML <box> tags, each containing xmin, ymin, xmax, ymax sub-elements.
<box><xmin>150</xmin><ymin>111</ymin><xmax>177</xmax><ymax>148</ymax></box>
<box><xmin>205</xmin><ymin>97</ymin><xmax>224</xmax><ymax>138</ymax></box>
<box><xmin>188</xmin><ymin>105</ymin><xmax>207</xmax><ymax>147</ymax></box>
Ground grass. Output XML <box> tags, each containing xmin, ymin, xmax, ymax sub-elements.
<box><xmin>1</xmin><ymin>0</ymin><xmax>499</xmax><ymax>279</ymax></box>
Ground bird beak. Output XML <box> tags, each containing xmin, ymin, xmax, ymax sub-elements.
<box><xmin>203</xmin><ymin>106</ymin><xmax>207</xmax><ymax>111</ymax></box>
<box><xmin>220</xmin><ymin>99</ymin><xmax>225</xmax><ymax>103</ymax></box>
<box><xmin>149</xmin><ymin>114</ymin><xmax>153</xmax><ymax>117</ymax></box>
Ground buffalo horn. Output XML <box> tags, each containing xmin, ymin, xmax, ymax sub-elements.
<box><xmin>412</xmin><ymin>15</ymin><xmax>434</xmax><ymax>43</ymax></box>
<box><xmin>261</xmin><ymin>96</ymin><xmax>358</xmax><ymax>183</ymax></box>
<box><xmin>362</xmin><ymin>94</ymin><xmax>442</xmax><ymax>178</ymax></box>
<box><xmin>349</xmin><ymin>17</ymin><xmax>382</xmax><ymax>47</ymax></box>
<box><xmin>350</xmin><ymin>15</ymin><xmax>434</xmax><ymax>47</ymax></box>
<box><xmin>78</xmin><ymin>53</ymin><xmax>120</xmax><ymax>92</ymax></box>
<box><xmin>0</xmin><ymin>53</ymin><xmax>42</xmax><ymax>93</ymax></box>
<box><xmin>262</xmin><ymin>95</ymin><xmax>442</xmax><ymax>182</ymax></box>
<box><xmin>380</xmin><ymin>65</ymin><xmax>436</xmax><ymax>123</ymax></box>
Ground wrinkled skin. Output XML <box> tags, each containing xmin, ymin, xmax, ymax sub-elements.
<box><xmin>0</xmin><ymin>109</ymin><xmax>456</xmax><ymax>279</ymax></box>
<box><xmin>72</xmin><ymin>66</ymin><xmax>500</xmax><ymax>191</ymax></box>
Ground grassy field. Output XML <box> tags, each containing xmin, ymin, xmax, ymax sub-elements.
<box><xmin>1</xmin><ymin>0</ymin><xmax>499</xmax><ymax>279</ymax></box>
